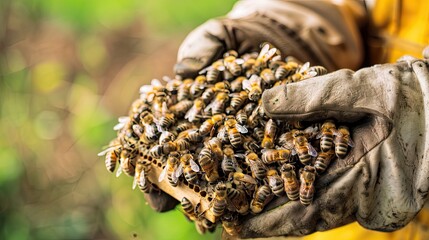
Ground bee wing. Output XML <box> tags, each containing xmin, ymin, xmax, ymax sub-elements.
<box><xmin>271</xmin><ymin>55</ymin><xmax>282</xmax><ymax>62</ymax></box>
<box><xmin>258</xmin><ymin>43</ymin><xmax>270</xmax><ymax>59</ymax></box>
<box><xmin>265</xmin><ymin>48</ymin><xmax>278</xmax><ymax>60</ymax></box>
<box><xmin>307</xmin><ymin>143</ymin><xmax>318</xmax><ymax>157</ymax></box>
<box><xmin>162</xmin><ymin>102</ymin><xmax>169</xmax><ymax>114</ymax></box>
<box><xmin>147</xmin><ymin>92</ymin><xmax>155</xmax><ymax>103</ymax></box>
<box><xmin>268</xmin><ymin>176</ymin><xmax>278</xmax><ymax>186</ymax></box>
<box><xmin>316</xmin><ymin>132</ymin><xmax>323</xmax><ymax>139</ymax></box>
<box><xmin>132</xmin><ymin>124</ymin><xmax>143</xmax><ymax>137</ymax></box>
<box><xmin>98</xmin><ymin>146</ymin><xmax>118</xmax><ymax>156</ymax></box>
<box><xmin>348</xmin><ymin>138</ymin><xmax>355</xmax><ymax>147</ymax></box>
<box><xmin>333</xmin><ymin>129</ymin><xmax>343</xmax><ymax>137</ymax></box>
<box><xmin>145</xmin><ymin>124</ymin><xmax>156</xmax><ymax>137</ymax></box>
<box><xmin>175</xmin><ymin>163</ymin><xmax>184</xmax><ymax>178</ymax></box>
<box><xmin>217</xmin><ymin>127</ymin><xmax>227</xmax><ymax>139</ymax></box>
<box><xmin>139</xmin><ymin>85</ymin><xmax>153</xmax><ymax>94</ymax></box>
<box><xmin>242</xmin><ymin>79</ymin><xmax>251</xmax><ymax>91</ymax></box>
<box><xmin>151</xmin><ymin>78</ymin><xmax>163</xmax><ymax>87</ymax></box>
<box><xmin>235</xmin><ymin>58</ymin><xmax>244</xmax><ymax>64</ymax></box>
<box><xmin>217</xmin><ymin>65</ymin><xmax>226</xmax><ymax>71</ymax></box>
<box><xmin>300</xmin><ymin>62</ymin><xmax>310</xmax><ymax>73</ymax></box>
<box><xmin>199</xmin><ymin>66</ymin><xmax>211</xmax><ymax>75</ymax></box>
<box><xmin>240</xmin><ymin>173</ymin><xmax>258</xmax><ymax>184</ymax></box>
<box><xmin>190</xmin><ymin>159</ymin><xmax>200</xmax><ymax>172</ymax></box>
<box><xmin>291</xmin><ymin>148</ymin><xmax>297</xmax><ymax>156</ymax></box>
<box><xmin>171</xmin><ymin>167</ymin><xmax>179</xmax><ymax>184</ymax></box>
<box><xmin>116</xmin><ymin>164</ymin><xmax>123</xmax><ymax>177</ymax></box>
<box><xmin>185</xmin><ymin>106</ymin><xmax>196</xmax><ymax>122</ymax></box>
<box><xmin>161</xmin><ymin>75</ymin><xmax>172</xmax><ymax>82</ymax></box>
<box><xmin>140</xmin><ymin>170</ymin><xmax>146</xmax><ymax>186</ymax></box>
<box><xmin>204</xmin><ymin>101</ymin><xmax>214</xmax><ymax>114</ymax></box>
<box><xmin>158</xmin><ymin>163</ymin><xmax>168</xmax><ymax>182</ymax></box>
<box><xmin>235</xmin><ymin>124</ymin><xmax>248</xmax><ymax>134</ymax></box>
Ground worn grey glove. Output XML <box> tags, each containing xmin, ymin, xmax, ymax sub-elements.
<box><xmin>175</xmin><ymin>0</ymin><xmax>365</xmax><ymax>78</ymax></box>
<box><xmin>233</xmin><ymin>51</ymin><xmax>429</xmax><ymax>238</ymax></box>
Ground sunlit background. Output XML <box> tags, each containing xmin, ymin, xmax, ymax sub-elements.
<box><xmin>0</xmin><ymin>0</ymin><xmax>236</xmax><ymax>239</ymax></box>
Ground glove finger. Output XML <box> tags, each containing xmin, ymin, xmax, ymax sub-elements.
<box><xmin>262</xmin><ymin>63</ymin><xmax>412</xmax><ymax>122</ymax></box>
<box><xmin>174</xmin><ymin>19</ymin><xmax>228</xmax><ymax>78</ymax></box>
<box><xmin>144</xmin><ymin>191</ymin><xmax>179</xmax><ymax>212</ymax></box>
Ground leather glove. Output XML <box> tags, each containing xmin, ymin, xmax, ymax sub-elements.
<box><xmin>233</xmin><ymin>50</ymin><xmax>429</xmax><ymax>238</ymax></box>
<box><xmin>175</xmin><ymin>0</ymin><xmax>366</xmax><ymax>78</ymax></box>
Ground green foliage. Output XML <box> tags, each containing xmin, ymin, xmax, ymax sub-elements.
<box><xmin>0</xmin><ymin>0</ymin><xmax>235</xmax><ymax>239</ymax></box>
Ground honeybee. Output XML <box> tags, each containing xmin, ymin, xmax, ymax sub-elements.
<box><xmin>169</xmin><ymin>99</ymin><xmax>193</xmax><ymax>117</ymax></box>
<box><xmin>98</xmin><ymin>143</ymin><xmax>121</xmax><ymax>173</ymax></box>
<box><xmin>235</xmin><ymin>109</ymin><xmax>248</xmax><ymax>126</ymax></box>
<box><xmin>274</xmin><ymin>61</ymin><xmax>299</xmax><ymax>80</ymax></box>
<box><xmin>229</xmin><ymin>171</ymin><xmax>257</xmax><ymax>196</ymax></box>
<box><xmin>190</xmin><ymin>75</ymin><xmax>207</xmax><ymax>97</ymax></box>
<box><xmin>201</xmin><ymin>87</ymin><xmax>216</xmax><ymax>104</ymax></box>
<box><xmin>242</xmin><ymin>74</ymin><xmax>263</xmax><ymax>101</ymax></box>
<box><xmin>242</xmin><ymin>136</ymin><xmax>260</xmax><ymax>152</ymax></box>
<box><xmin>117</xmin><ymin>150</ymin><xmax>136</xmax><ymax>177</ymax></box>
<box><xmin>226</xmin><ymin>186</ymin><xmax>249</xmax><ymax>214</ymax></box>
<box><xmin>199</xmin><ymin>114</ymin><xmax>224</xmax><ymax>136</ymax></box>
<box><xmin>200</xmin><ymin>60</ymin><xmax>225</xmax><ymax>84</ymax></box>
<box><xmin>254</xmin><ymin>43</ymin><xmax>279</xmax><ymax>72</ymax></box>
<box><xmin>222</xmin><ymin>116</ymin><xmax>248</xmax><ymax>148</ymax></box>
<box><xmin>243</xmin><ymin>102</ymin><xmax>257</xmax><ymax>116</ymax></box>
<box><xmin>245</xmin><ymin>151</ymin><xmax>267</xmax><ymax>180</ymax></box>
<box><xmin>217</xmin><ymin>125</ymin><xmax>229</xmax><ymax>144</ymax></box>
<box><xmin>334</xmin><ymin>126</ymin><xmax>354</xmax><ymax>158</ymax></box>
<box><xmin>139</xmin><ymin>111</ymin><xmax>158</xmax><ymax>140</ymax></box>
<box><xmin>299</xmin><ymin>165</ymin><xmax>316</xmax><ymax>206</ymax></box>
<box><xmin>316</xmin><ymin>120</ymin><xmax>337</xmax><ymax>152</ymax></box>
<box><xmin>280</xmin><ymin>163</ymin><xmax>300</xmax><ymax>201</ymax></box>
<box><xmin>223</xmin><ymin>53</ymin><xmax>244</xmax><ymax>76</ymax></box>
<box><xmin>198</xmin><ymin>144</ymin><xmax>220</xmax><ymax>182</ymax></box>
<box><xmin>252</xmin><ymin>127</ymin><xmax>265</xmax><ymax>143</ymax></box>
<box><xmin>277</xmin><ymin>131</ymin><xmax>295</xmax><ymax>150</ymax></box>
<box><xmin>164</xmin><ymin>76</ymin><xmax>182</xmax><ymax>94</ymax></box>
<box><xmin>177</xmin><ymin>128</ymin><xmax>201</xmax><ymax>143</ymax></box>
<box><xmin>261</xmin><ymin>148</ymin><xmax>292</xmax><ymax>164</ymax></box>
<box><xmin>266</xmin><ymin>168</ymin><xmax>285</xmax><ymax>196</ymax></box>
<box><xmin>292</xmin><ymin>130</ymin><xmax>318</xmax><ymax>165</ymax></box>
<box><xmin>176</xmin><ymin>121</ymin><xmax>194</xmax><ymax>133</ymax></box>
<box><xmin>157</xmin><ymin>105</ymin><xmax>176</xmax><ymax>132</ymax></box>
<box><xmin>221</xmin><ymin>146</ymin><xmax>239</xmax><ymax>174</ymax></box>
<box><xmin>261</xmin><ymin>119</ymin><xmax>278</xmax><ymax>149</ymax></box>
<box><xmin>231</xmin><ymin>76</ymin><xmax>246</xmax><ymax>92</ymax></box>
<box><xmin>185</xmin><ymin>98</ymin><xmax>205</xmax><ymax>122</ymax></box>
<box><xmin>208</xmin><ymin>182</ymin><xmax>228</xmax><ymax>218</ymax></box>
<box><xmin>229</xmin><ymin>91</ymin><xmax>248</xmax><ymax>112</ymax></box>
<box><xmin>151</xmin><ymin>92</ymin><xmax>168</xmax><ymax>119</ymax></box>
<box><xmin>149</xmin><ymin>144</ymin><xmax>167</xmax><ymax>158</ymax></box>
<box><xmin>139</xmin><ymin>79</ymin><xmax>166</xmax><ymax>103</ymax></box>
<box><xmin>308</xmin><ymin>65</ymin><xmax>328</xmax><ymax>77</ymax></box>
<box><xmin>181</xmin><ymin>197</ymin><xmax>197</xmax><ymax>220</ymax></box>
<box><xmin>314</xmin><ymin>149</ymin><xmax>335</xmax><ymax>173</ymax></box>
<box><xmin>177</xmin><ymin>79</ymin><xmax>194</xmax><ymax>101</ymax></box>
<box><xmin>138</xmin><ymin>165</ymin><xmax>154</xmax><ymax>193</ymax></box>
<box><xmin>176</xmin><ymin>153</ymin><xmax>200</xmax><ymax>184</ymax></box>
<box><xmin>221</xmin><ymin>213</ymin><xmax>240</xmax><ymax>236</ymax></box>
<box><xmin>250</xmin><ymin>185</ymin><xmax>273</xmax><ymax>214</ymax></box>
<box><xmin>205</xmin><ymin>92</ymin><xmax>229</xmax><ymax>115</ymax></box>
<box><xmin>133</xmin><ymin>159</ymin><xmax>150</xmax><ymax>190</ymax></box>
<box><xmin>158</xmin><ymin>152</ymin><xmax>181</xmax><ymax>187</ymax></box>
<box><xmin>158</xmin><ymin>131</ymin><xmax>176</xmax><ymax>145</ymax></box>
<box><xmin>260</xmin><ymin>68</ymin><xmax>276</xmax><ymax>86</ymax></box>
<box><xmin>291</xmin><ymin>62</ymin><xmax>317</xmax><ymax>82</ymax></box>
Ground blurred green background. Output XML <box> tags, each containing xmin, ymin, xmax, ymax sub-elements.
<box><xmin>0</xmin><ymin>0</ymin><xmax>236</xmax><ymax>239</ymax></box>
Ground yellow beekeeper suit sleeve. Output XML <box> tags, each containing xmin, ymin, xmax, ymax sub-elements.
<box><xmin>304</xmin><ymin>0</ymin><xmax>429</xmax><ymax>239</ymax></box>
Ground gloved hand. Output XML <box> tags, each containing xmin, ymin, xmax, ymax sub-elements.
<box><xmin>175</xmin><ymin>0</ymin><xmax>365</xmax><ymax>78</ymax></box>
<box><xmin>231</xmin><ymin>50</ymin><xmax>429</xmax><ymax>239</ymax></box>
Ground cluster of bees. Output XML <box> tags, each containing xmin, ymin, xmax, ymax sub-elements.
<box><xmin>99</xmin><ymin>43</ymin><xmax>354</xmax><ymax>236</ymax></box>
